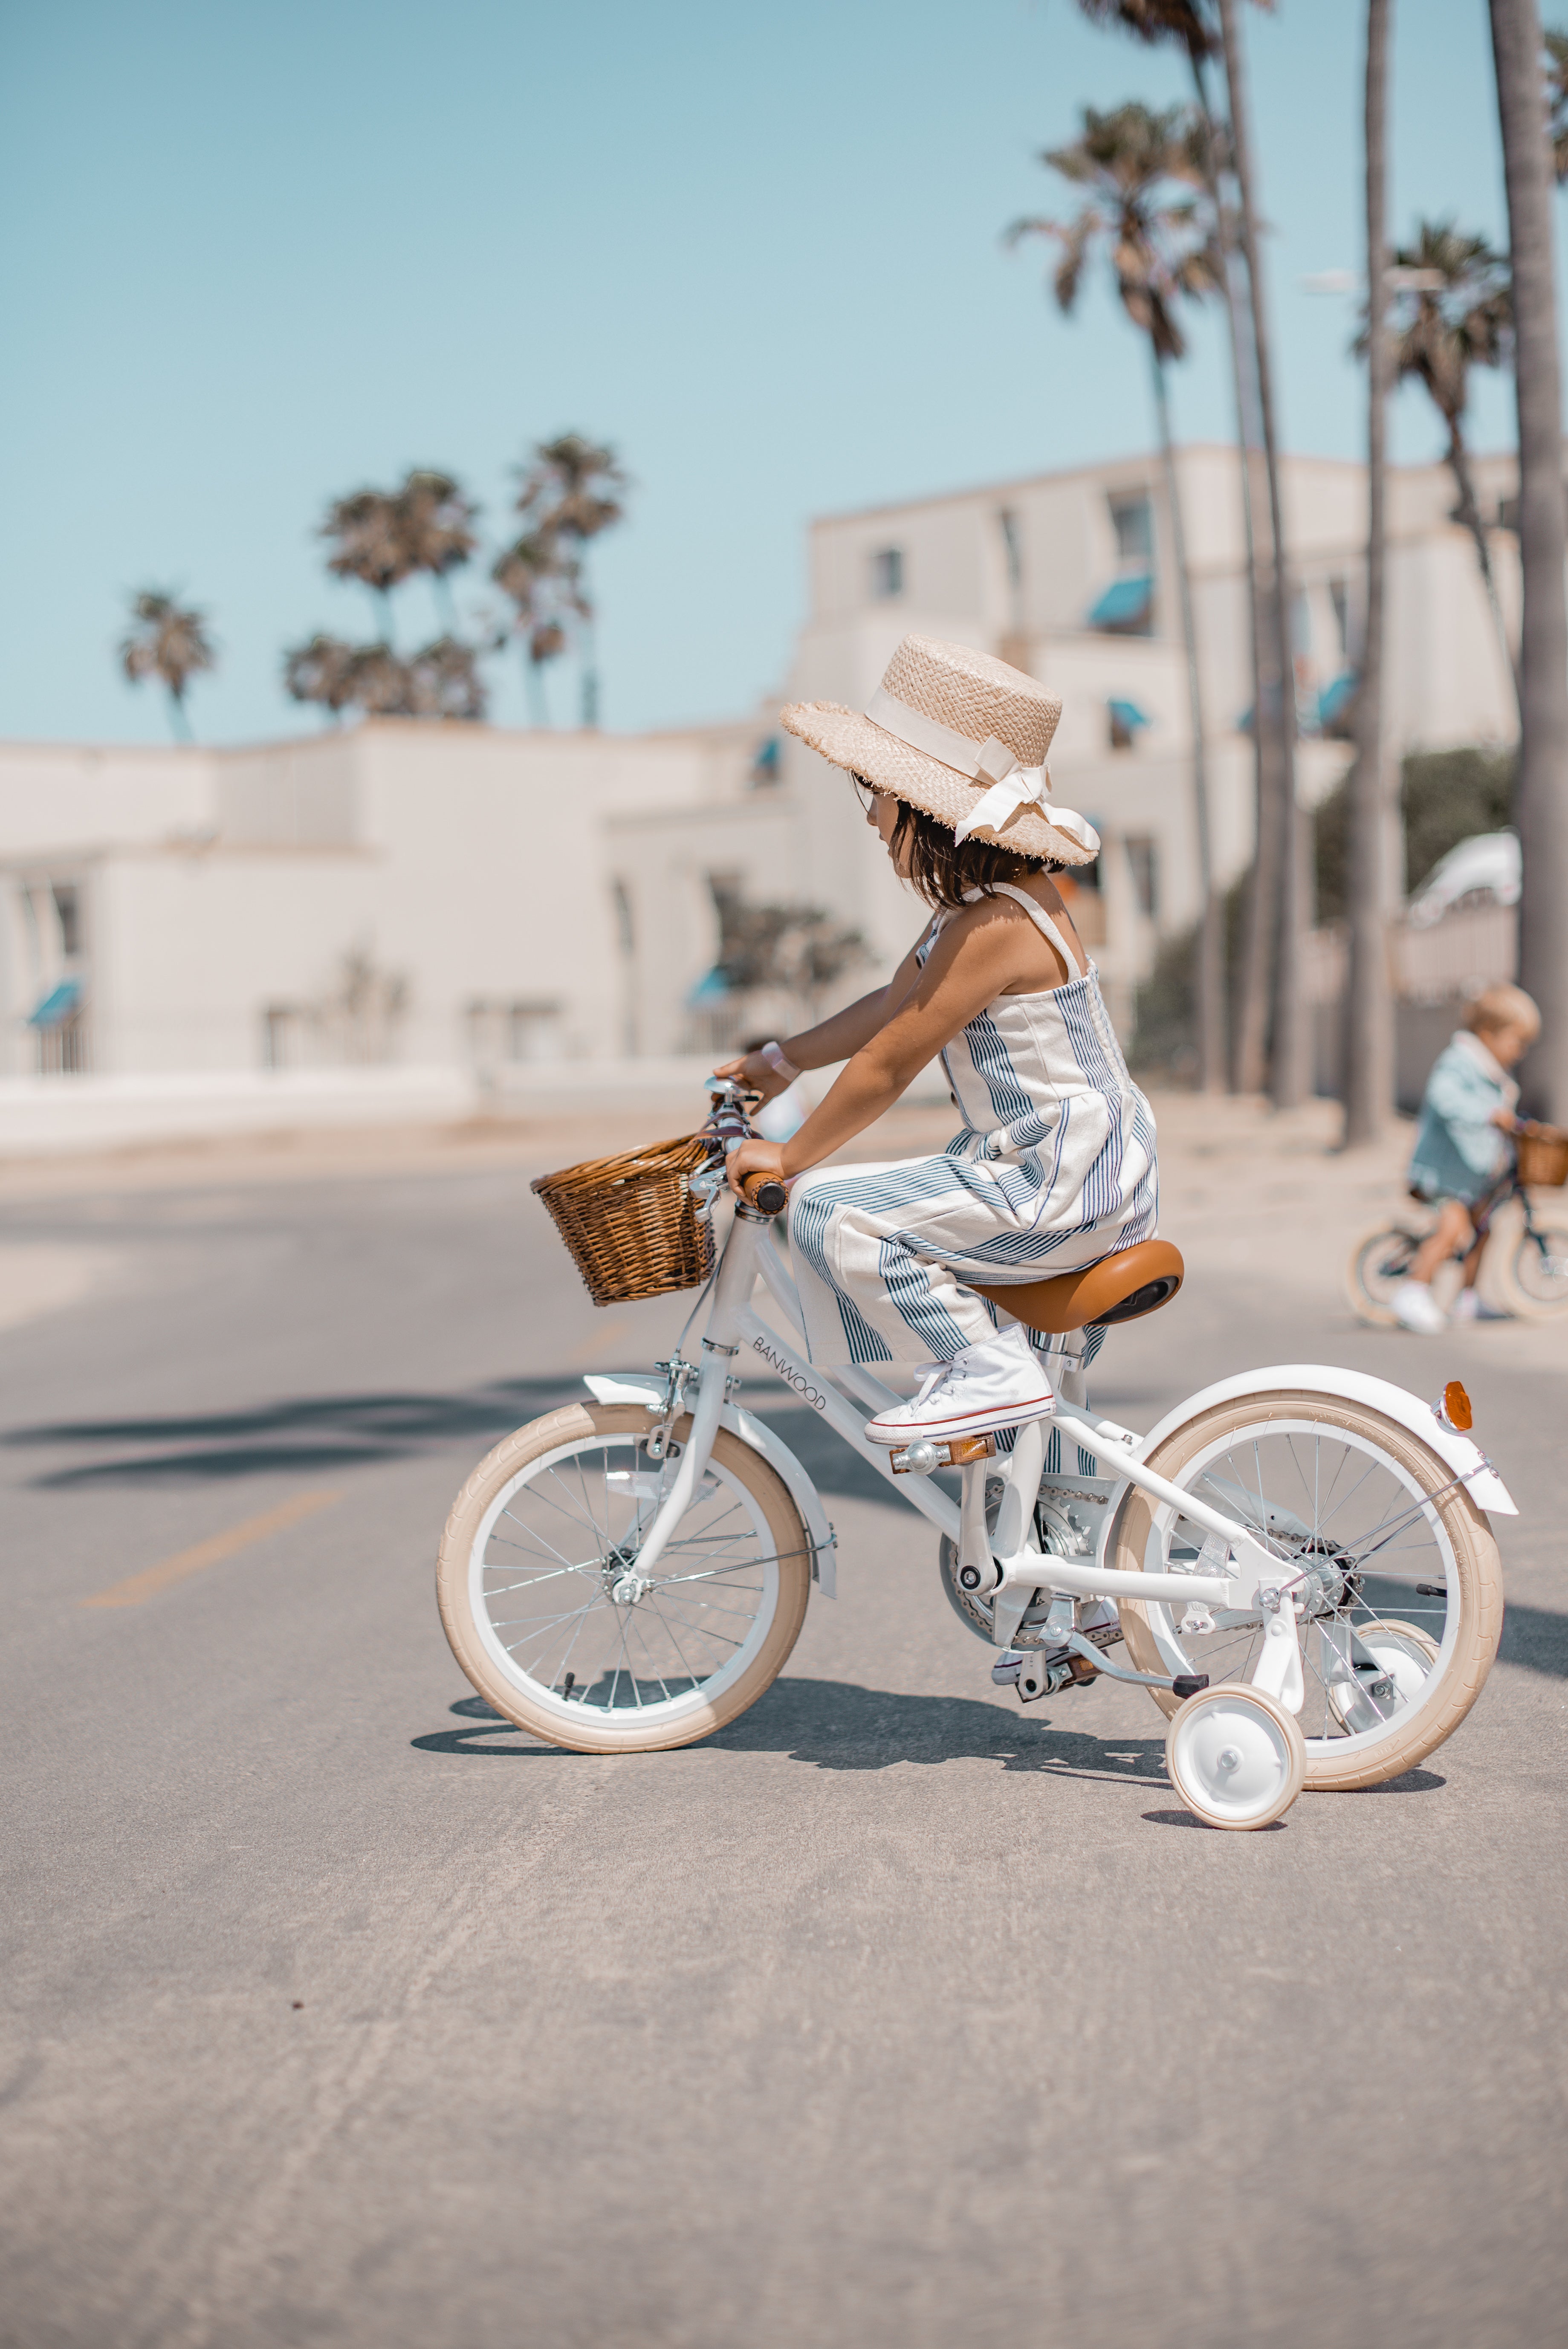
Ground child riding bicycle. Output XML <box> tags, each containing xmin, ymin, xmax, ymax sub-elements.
<box><xmin>717</xmin><ymin>632</ymin><xmax>1157</xmax><ymax>1447</ymax></box>
<box><xmin>1392</xmin><ymin>983</ymin><xmax>1540</xmax><ymax>1334</ymax></box>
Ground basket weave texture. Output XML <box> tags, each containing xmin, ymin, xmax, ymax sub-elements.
<box><xmin>532</xmin><ymin>1133</ymin><xmax>715</xmax><ymax>1306</ymax></box>
<box><xmin>1516</xmin><ymin>1122</ymin><xmax>1568</xmax><ymax>1188</ymax></box>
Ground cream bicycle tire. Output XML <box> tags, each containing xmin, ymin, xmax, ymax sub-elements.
<box><xmin>437</xmin><ymin>1402</ymin><xmax>812</xmax><ymax>1754</ymax></box>
<box><xmin>1113</xmin><ymin>1391</ymin><xmax>1503</xmax><ymax>1791</ymax></box>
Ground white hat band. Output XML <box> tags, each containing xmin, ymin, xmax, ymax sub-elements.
<box><xmin>864</xmin><ymin>687</ymin><xmax>1098</xmax><ymax>856</ymax></box>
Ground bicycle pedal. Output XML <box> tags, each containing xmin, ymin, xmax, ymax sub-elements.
<box><xmin>891</xmin><ymin>1432</ymin><xmax>997</xmax><ymax>1475</ymax></box>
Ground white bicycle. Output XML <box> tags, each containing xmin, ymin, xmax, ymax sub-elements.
<box><xmin>437</xmin><ymin>1085</ymin><xmax>1514</xmax><ymax>1830</ymax></box>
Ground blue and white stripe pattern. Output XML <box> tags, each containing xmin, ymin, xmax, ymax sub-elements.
<box><xmin>790</xmin><ymin>886</ymin><xmax>1158</xmax><ymax>1367</ymax></box>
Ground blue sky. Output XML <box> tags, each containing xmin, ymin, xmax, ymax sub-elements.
<box><xmin>0</xmin><ymin>0</ymin><xmax>1554</xmax><ymax>746</ymax></box>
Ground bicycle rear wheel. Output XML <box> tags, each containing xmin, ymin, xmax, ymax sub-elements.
<box><xmin>437</xmin><ymin>1403</ymin><xmax>813</xmax><ymax>1753</ymax></box>
<box><xmin>1114</xmin><ymin>1390</ymin><xmax>1503</xmax><ymax>1790</ymax></box>
<box><xmin>1499</xmin><ymin>1216</ymin><xmax>1568</xmax><ymax>1318</ymax></box>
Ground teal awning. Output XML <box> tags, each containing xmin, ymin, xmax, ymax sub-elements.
<box><xmin>1088</xmin><ymin>574</ymin><xmax>1152</xmax><ymax>630</ymax></box>
<box><xmin>1317</xmin><ymin>671</ymin><xmax>1358</xmax><ymax>727</ymax></box>
<box><xmin>27</xmin><ymin>977</ymin><xmax>81</xmax><ymax>1029</ymax></box>
<box><xmin>1107</xmin><ymin>697</ymin><xmax>1151</xmax><ymax>732</ymax></box>
<box><xmin>688</xmin><ymin>967</ymin><xmax>731</xmax><ymax>1004</ymax></box>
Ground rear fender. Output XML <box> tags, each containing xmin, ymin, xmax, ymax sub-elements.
<box><xmin>1124</xmin><ymin>1363</ymin><xmax>1517</xmax><ymax>1518</ymax></box>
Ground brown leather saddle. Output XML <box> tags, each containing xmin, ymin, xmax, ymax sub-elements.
<box><xmin>970</xmin><ymin>1238</ymin><xmax>1185</xmax><ymax>1337</ymax></box>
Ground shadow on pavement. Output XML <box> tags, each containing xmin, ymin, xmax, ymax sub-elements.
<box><xmin>1497</xmin><ymin>1600</ymin><xmax>1568</xmax><ymax>1681</ymax></box>
<box><xmin>7</xmin><ymin>1376</ymin><xmax>917</xmax><ymax>1504</ymax></box>
<box><xmin>7</xmin><ymin>1375</ymin><xmax>585</xmax><ymax>1487</ymax></box>
<box><xmin>411</xmin><ymin>1680</ymin><xmax>1452</xmax><ymax>1802</ymax></box>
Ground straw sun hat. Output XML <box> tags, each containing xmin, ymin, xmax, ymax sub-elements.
<box><xmin>780</xmin><ymin>633</ymin><xmax>1099</xmax><ymax>868</ymax></box>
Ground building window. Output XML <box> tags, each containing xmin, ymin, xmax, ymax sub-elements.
<box><xmin>1109</xmin><ymin>495</ymin><xmax>1153</xmax><ymax>564</ymax></box>
<box><xmin>870</xmin><ymin>546</ymin><xmax>904</xmax><ymax>600</ymax></box>
<box><xmin>611</xmin><ymin>879</ymin><xmax>635</xmax><ymax>955</ymax></box>
<box><xmin>263</xmin><ymin>1005</ymin><xmax>307</xmax><ymax>1069</ymax></box>
<box><xmin>52</xmin><ymin>884</ymin><xmax>81</xmax><ymax>958</ymax></box>
<box><xmin>466</xmin><ymin>998</ymin><xmax>564</xmax><ymax>1065</ymax></box>
<box><xmin>1107</xmin><ymin>697</ymin><xmax>1151</xmax><ymax>751</ymax></box>
<box><xmin>1126</xmin><ymin>836</ymin><xmax>1160</xmax><ymax>921</ymax></box>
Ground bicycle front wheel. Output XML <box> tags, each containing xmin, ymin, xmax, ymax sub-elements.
<box><xmin>1345</xmin><ymin>1222</ymin><xmax>1422</xmax><ymax>1325</ymax></box>
<box><xmin>1114</xmin><ymin>1391</ymin><xmax>1503</xmax><ymax>1790</ymax></box>
<box><xmin>437</xmin><ymin>1403</ymin><xmax>813</xmax><ymax>1753</ymax></box>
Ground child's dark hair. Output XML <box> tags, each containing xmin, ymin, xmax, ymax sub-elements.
<box><xmin>855</xmin><ymin>775</ymin><xmax>1063</xmax><ymax>910</ymax></box>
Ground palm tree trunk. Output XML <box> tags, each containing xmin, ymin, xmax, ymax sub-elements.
<box><xmin>1344</xmin><ymin>0</ymin><xmax>1396</xmax><ymax>1147</ymax></box>
<box><xmin>1189</xmin><ymin>47</ymin><xmax>1271</xmax><ymax>1094</ymax></box>
<box><xmin>1217</xmin><ymin>0</ymin><xmax>1308</xmax><ymax>1108</ymax></box>
<box><xmin>1491</xmin><ymin>0</ymin><xmax>1568</xmax><ymax>1121</ymax></box>
<box><xmin>525</xmin><ymin>651</ymin><xmax>549</xmax><ymax>728</ymax></box>
<box><xmin>166</xmin><ymin>686</ymin><xmax>194</xmax><ymax>745</ymax></box>
<box><xmin>577</xmin><ymin>547</ymin><xmax>599</xmax><ymax>729</ymax></box>
<box><xmin>1446</xmin><ymin>422</ymin><xmax>1522</xmax><ymax>712</ymax></box>
<box><xmin>1150</xmin><ymin>349</ymin><xmax>1224</xmax><ymax>1093</ymax></box>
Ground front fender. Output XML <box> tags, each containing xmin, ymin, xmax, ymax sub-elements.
<box><xmin>1126</xmin><ymin>1363</ymin><xmax>1516</xmax><ymax>1518</ymax></box>
<box><xmin>581</xmin><ymin>1373</ymin><xmax>837</xmax><ymax>1594</ymax></box>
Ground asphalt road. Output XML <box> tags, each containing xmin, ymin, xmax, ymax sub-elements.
<box><xmin>2</xmin><ymin>1148</ymin><xmax>1566</xmax><ymax>2349</ymax></box>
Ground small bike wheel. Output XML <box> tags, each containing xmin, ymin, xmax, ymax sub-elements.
<box><xmin>1345</xmin><ymin>1222</ymin><xmax>1422</xmax><ymax>1326</ymax></box>
<box><xmin>437</xmin><ymin>1403</ymin><xmax>812</xmax><ymax>1753</ymax></box>
<box><xmin>1165</xmin><ymin>1684</ymin><xmax>1306</xmax><ymax>1830</ymax></box>
<box><xmin>1499</xmin><ymin>1218</ymin><xmax>1568</xmax><ymax>1318</ymax></box>
<box><xmin>1115</xmin><ymin>1390</ymin><xmax>1504</xmax><ymax>1791</ymax></box>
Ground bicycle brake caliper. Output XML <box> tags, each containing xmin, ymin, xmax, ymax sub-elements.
<box><xmin>646</xmin><ymin>1356</ymin><xmax>696</xmax><ymax>1464</ymax></box>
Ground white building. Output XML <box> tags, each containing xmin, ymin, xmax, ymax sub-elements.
<box><xmin>0</xmin><ymin>442</ymin><xmax>1527</xmax><ymax>1135</ymax></box>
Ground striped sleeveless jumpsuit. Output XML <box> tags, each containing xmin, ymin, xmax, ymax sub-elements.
<box><xmin>789</xmin><ymin>883</ymin><xmax>1159</xmax><ymax>1368</ymax></box>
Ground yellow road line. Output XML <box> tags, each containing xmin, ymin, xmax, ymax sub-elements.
<box><xmin>80</xmin><ymin>1488</ymin><xmax>345</xmax><ymax>1610</ymax></box>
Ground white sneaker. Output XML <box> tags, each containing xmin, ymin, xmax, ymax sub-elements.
<box><xmin>1451</xmin><ymin>1288</ymin><xmax>1508</xmax><ymax>1324</ymax></box>
<box><xmin>1392</xmin><ymin>1279</ymin><xmax>1447</xmax><ymax>1335</ymax></box>
<box><xmin>864</xmin><ymin>1325</ymin><xmax>1055</xmax><ymax>1447</ymax></box>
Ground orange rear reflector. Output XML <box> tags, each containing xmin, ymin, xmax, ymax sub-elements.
<box><xmin>1443</xmin><ymin>1379</ymin><xmax>1473</xmax><ymax>1432</ymax></box>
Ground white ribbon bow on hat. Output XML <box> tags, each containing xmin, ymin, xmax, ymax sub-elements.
<box><xmin>864</xmin><ymin>688</ymin><xmax>1099</xmax><ymax>856</ymax></box>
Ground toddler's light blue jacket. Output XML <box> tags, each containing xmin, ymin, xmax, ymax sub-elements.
<box><xmin>1407</xmin><ymin>1031</ymin><xmax>1514</xmax><ymax>1205</ymax></box>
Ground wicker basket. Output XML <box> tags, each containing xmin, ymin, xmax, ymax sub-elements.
<box><xmin>532</xmin><ymin>1133</ymin><xmax>716</xmax><ymax>1306</ymax></box>
<box><xmin>1516</xmin><ymin>1122</ymin><xmax>1568</xmax><ymax>1189</ymax></box>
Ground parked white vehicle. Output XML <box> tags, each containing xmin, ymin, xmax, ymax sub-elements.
<box><xmin>1406</xmin><ymin>830</ymin><xmax>1520</xmax><ymax>928</ymax></box>
<box><xmin>437</xmin><ymin>1086</ymin><xmax>1513</xmax><ymax>1830</ymax></box>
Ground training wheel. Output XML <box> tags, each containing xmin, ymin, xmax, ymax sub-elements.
<box><xmin>1164</xmin><ymin>1683</ymin><xmax>1307</xmax><ymax>1831</ymax></box>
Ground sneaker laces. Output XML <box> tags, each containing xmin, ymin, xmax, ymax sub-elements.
<box><xmin>911</xmin><ymin>1360</ymin><xmax>966</xmax><ymax>1408</ymax></box>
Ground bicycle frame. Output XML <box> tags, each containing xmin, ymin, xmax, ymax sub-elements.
<box><xmin>627</xmin><ymin>1199</ymin><xmax>1282</xmax><ymax>1623</ymax></box>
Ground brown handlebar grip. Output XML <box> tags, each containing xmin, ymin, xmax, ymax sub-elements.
<box><xmin>740</xmin><ymin>1172</ymin><xmax>789</xmax><ymax>1215</ymax></box>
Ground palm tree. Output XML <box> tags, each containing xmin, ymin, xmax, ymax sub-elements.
<box><xmin>283</xmin><ymin>631</ymin><xmax>360</xmax><ymax>721</ymax></box>
<box><xmin>1492</xmin><ymin>0</ymin><xmax>1568</xmax><ymax>1121</ymax></box>
<box><xmin>120</xmin><ymin>590</ymin><xmax>217</xmax><ymax>742</ymax></box>
<box><xmin>395</xmin><ymin>470</ymin><xmax>479</xmax><ymax>632</ymax></box>
<box><xmin>514</xmin><ymin>434</ymin><xmax>627</xmax><ymax>726</ymax></box>
<box><xmin>1384</xmin><ymin>221</ymin><xmax>1516</xmax><ymax>705</ymax></box>
<box><xmin>1214</xmin><ymin>0</ymin><xmax>1308</xmax><ymax>1110</ymax></box>
<box><xmin>406</xmin><ymin>636</ymin><xmax>488</xmax><ymax>722</ymax></box>
<box><xmin>1010</xmin><ymin>101</ymin><xmax>1227</xmax><ymax>1092</ymax></box>
<box><xmin>320</xmin><ymin>489</ymin><xmax>413</xmax><ymax>642</ymax></box>
<box><xmin>1075</xmin><ymin>2</ymin><xmax>1295</xmax><ymax>1106</ymax></box>
<box><xmin>1343</xmin><ymin>0</ymin><xmax>1396</xmax><ymax>1148</ymax></box>
<box><xmin>492</xmin><ymin>529</ymin><xmax>574</xmax><ymax>725</ymax></box>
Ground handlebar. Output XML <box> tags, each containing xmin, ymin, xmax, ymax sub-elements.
<box><xmin>703</xmin><ymin>1082</ymin><xmax>789</xmax><ymax>1218</ymax></box>
<box><xmin>740</xmin><ymin>1172</ymin><xmax>789</xmax><ymax>1216</ymax></box>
